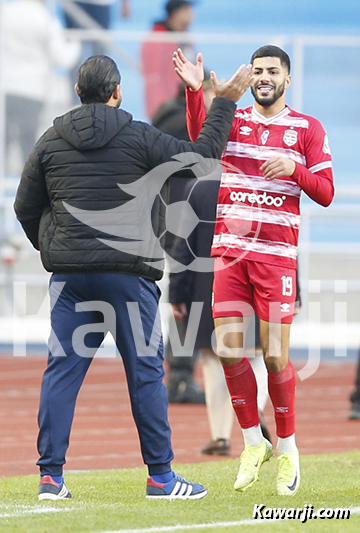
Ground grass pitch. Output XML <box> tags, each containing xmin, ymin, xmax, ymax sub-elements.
<box><xmin>1</xmin><ymin>452</ymin><xmax>359</xmax><ymax>533</ymax></box>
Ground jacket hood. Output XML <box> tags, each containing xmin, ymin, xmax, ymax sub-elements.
<box><xmin>53</xmin><ymin>104</ymin><xmax>132</xmax><ymax>151</ymax></box>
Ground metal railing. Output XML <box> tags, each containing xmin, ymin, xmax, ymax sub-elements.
<box><xmin>63</xmin><ymin>29</ymin><xmax>360</xmax><ymax>113</ymax></box>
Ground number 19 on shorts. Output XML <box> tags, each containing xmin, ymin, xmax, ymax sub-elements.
<box><xmin>281</xmin><ymin>275</ymin><xmax>293</xmax><ymax>296</ymax></box>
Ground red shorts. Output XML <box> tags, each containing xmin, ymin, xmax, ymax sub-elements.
<box><xmin>212</xmin><ymin>258</ymin><xmax>296</xmax><ymax>324</ymax></box>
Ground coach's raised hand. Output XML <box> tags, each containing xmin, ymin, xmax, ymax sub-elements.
<box><xmin>210</xmin><ymin>64</ymin><xmax>253</xmax><ymax>103</ymax></box>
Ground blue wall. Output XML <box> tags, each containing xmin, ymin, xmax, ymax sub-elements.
<box><xmin>115</xmin><ymin>0</ymin><xmax>360</xmax><ymax>34</ymax></box>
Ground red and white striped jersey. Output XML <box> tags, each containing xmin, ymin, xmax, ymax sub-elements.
<box><xmin>186</xmin><ymin>88</ymin><xmax>335</xmax><ymax>269</ymax></box>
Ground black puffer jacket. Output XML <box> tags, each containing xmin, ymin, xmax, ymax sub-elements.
<box><xmin>14</xmin><ymin>98</ymin><xmax>235</xmax><ymax>280</ymax></box>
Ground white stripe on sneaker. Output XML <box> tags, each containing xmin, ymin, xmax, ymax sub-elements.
<box><xmin>58</xmin><ymin>484</ymin><xmax>69</xmax><ymax>499</ymax></box>
<box><xmin>170</xmin><ymin>481</ymin><xmax>181</xmax><ymax>497</ymax></box>
<box><xmin>178</xmin><ymin>483</ymin><xmax>188</xmax><ymax>497</ymax></box>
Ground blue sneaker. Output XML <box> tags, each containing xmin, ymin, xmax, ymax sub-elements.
<box><xmin>146</xmin><ymin>473</ymin><xmax>208</xmax><ymax>500</ymax></box>
<box><xmin>38</xmin><ymin>475</ymin><xmax>71</xmax><ymax>501</ymax></box>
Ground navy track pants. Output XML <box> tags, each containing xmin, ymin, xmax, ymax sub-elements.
<box><xmin>37</xmin><ymin>273</ymin><xmax>173</xmax><ymax>476</ymax></box>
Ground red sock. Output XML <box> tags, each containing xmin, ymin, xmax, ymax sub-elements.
<box><xmin>222</xmin><ymin>358</ymin><xmax>260</xmax><ymax>429</ymax></box>
<box><xmin>268</xmin><ymin>361</ymin><xmax>296</xmax><ymax>438</ymax></box>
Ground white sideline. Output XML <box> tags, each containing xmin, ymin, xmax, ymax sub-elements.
<box><xmin>0</xmin><ymin>503</ymin><xmax>116</xmax><ymax>519</ymax></box>
<box><xmin>0</xmin><ymin>507</ymin><xmax>76</xmax><ymax>518</ymax></box>
<box><xmin>99</xmin><ymin>507</ymin><xmax>360</xmax><ymax>533</ymax></box>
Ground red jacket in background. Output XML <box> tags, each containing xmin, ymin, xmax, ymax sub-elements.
<box><xmin>142</xmin><ymin>22</ymin><xmax>194</xmax><ymax>119</ymax></box>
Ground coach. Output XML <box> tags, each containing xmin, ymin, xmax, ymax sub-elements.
<box><xmin>14</xmin><ymin>55</ymin><xmax>252</xmax><ymax>501</ymax></box>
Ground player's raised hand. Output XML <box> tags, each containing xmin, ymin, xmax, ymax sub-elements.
<box><xmin>261</xmin><ymin>157</ymin><xmax>296</xmax><ymax>180</ymax></box>
<box><xmin>173</xmin><ymin>48</ymin><xmax>204</xmax><ymax>91</ymax></box>
<box><xmin>211</xmin><ymin>64</ymin><xmax>253</xmax><ymax>103</ymax></box>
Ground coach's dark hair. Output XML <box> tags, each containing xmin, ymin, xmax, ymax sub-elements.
<box><xmin>251</xmin><ymin>45</ymin><xmax>291</xmax><ymax>74</ymax></box>
<box><xmin>76</xmin><ymin>55</ymin><xmax>121</xmax><ymax>104</ymax></box>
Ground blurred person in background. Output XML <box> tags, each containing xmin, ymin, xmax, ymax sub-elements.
<box><xmin>168</xmin><ymin>180</ymin><xmax>291</xmax><ymax>456</ymax></box>
<box><xmin>142</xmin><ymin>0</ymin><xmax>196</xmax><ymax>119</ymax></box>
<box><xmin>63</xmin><ymin>0</ymin><xmax>131</xmax><ymax>57</ymax></box>
<box><xmin>349</xmin><ymin>351</ymin><xmax>360</xmax><ymax>419</ymax></box>
<box><xmin>62</xmin><ymin>0</ymin><xmax>131</xmax><ymax>104</ymax></box>
<box><xmin>3</xmin><ymin>0</ymin><xmax>81</xmax><ymax>176</ymax></box>
<box><xmin>152</xmin><ymin>71</ymin><xmax>214</xmax><ymax>404</ymax></box>
<box><xmin>169</xmin><ymin>178</ymin><xmax>302</xmax><ymax>454</ymax></box>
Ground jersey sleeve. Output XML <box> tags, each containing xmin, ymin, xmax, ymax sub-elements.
<box><xmin>292</xmin><ymin>118</ymin><xmax>334</xmax><ymax>207</ymax></box>
<box><xmin>185</xmin><ymin>86</ymin><xmax>207</xmax><ymax>141</ymax></box>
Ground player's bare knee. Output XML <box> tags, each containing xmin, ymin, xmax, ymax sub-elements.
<box><xmin>219</xmin><ymin>355</ymin><xmax>243</xmax><ymax>366</ymax></box>
<box><xmin>217</xmin><ymin>348</ymin><xmax>243</xmax><ymax>366</ymax></box>
<box><xmin>215</xmin><ymin>340</ymin><xmax>244</xmax><ymax>360</ymax></box>
<box><xmin>264</xmin><ymin>354</ymin><xmax>287</xmax><ymax>373</ymax></box>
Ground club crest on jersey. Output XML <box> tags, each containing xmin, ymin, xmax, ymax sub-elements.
<box><xmin>261</xmin><ymin>130</ymin><xmax>270</xmax><ymax>145</ymax></box>
<box><xmin>283</xmin><ymin>129</ymin><xmax>298</xmax><ymax>147</ymax></box>
<box><xmin>239</xmin><ymin>126</ymin><xmax>252</xmax><ymax>135</ymax></box>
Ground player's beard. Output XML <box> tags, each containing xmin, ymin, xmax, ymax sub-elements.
<box><xmin>251</xmin><ymin>80</ymin><xmax>286</xmax><ymax>107</ymax></box>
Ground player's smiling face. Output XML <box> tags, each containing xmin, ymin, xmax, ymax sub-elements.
<box><xmin>250</xmin><ymin>57</ymin><xmax>291</xmax><ymax>108</ymax></box>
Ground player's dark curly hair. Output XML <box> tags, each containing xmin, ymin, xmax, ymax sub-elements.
<box><xmin>251</xmin><ymin>45</ymin><xmax>291</xmax><ymax>74</ymax></box>
<box><xmin>76</xmin><ymin>55</ymin><xmax>121</xmax><ymax>104</ymax></box>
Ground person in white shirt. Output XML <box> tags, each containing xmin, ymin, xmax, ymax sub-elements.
<box><xmin>3</xmin><ymin>0</ymin><xmax>81</xmax><ymax>174</ymax></box>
